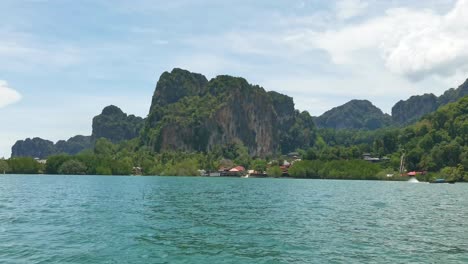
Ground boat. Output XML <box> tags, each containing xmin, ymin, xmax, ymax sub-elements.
<box><xmin>430</xmin><ymin>179</ymin><xmax>456</xmax><ymax>184</ymax></box>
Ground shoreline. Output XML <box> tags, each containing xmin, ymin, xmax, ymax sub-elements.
<box><xmin>3</xmin><ymin>173</ymin><xmax>460</xmax><ymax>183</ymax></box>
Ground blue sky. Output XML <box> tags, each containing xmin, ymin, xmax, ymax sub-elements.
<box><xmin>1</xmin><ymin>0</ymin><xmax>467</xmax><ymax>158</ymax></box>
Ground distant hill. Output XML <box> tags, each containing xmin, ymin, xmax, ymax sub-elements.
<box><xmin>392</xmin><ymin>79</ymin><xmax>468</xmax><ymax>125</ymax></box>
<box><xmin>313</xmin><ymin>78</ymin><xmax>468</xmax><ymax>130</ymax></box>
<box><xmin>11</xmin><ymin>136</ymin><xmax>92</xmax><ymax>159</ymax></box>
<box><xmin>92</xmin><ymin>105</ymin><xmax>145</xmax><ymax>143</ymax></box>
<box><xmin>314</xmin><ymin>100</ymin><xmax>393</xmax><ymax>130</ymax></box>
<box><xmin>11</xmin><ymin>105</ymin><xmax>144</xmax><ymax>158</ymax></box>
<box><xmin>391</xmin><ymin>94</ymin><xmax>439</xmax><ymax>125</ymax></box>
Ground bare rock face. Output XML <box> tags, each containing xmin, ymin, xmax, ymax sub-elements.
<box><xmin>206</xmin><ymin>78</ymin><xmax>278</xmax><ymax>156</ymax></box>
<box><xmin>142</xmin><ymin>69</ymin><xmax>317</xmax><ymax>157</ymax></box>
<box><xmin>438</xmin><ymin>78</ymin><xmax>468</xmax><ymax>106</ymax></box>
<box><xmin>392</xmin><ymin>94</ymin><xmax>438</xmax><ymax>125</ymax></box>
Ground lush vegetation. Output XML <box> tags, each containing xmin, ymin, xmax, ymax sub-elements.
<box><xmin>289</xmin><ymin>160</ymin><xmax>382</xmax><ymax>180</ymax></box>
<box><xmin>6</xmin><ymin>157</ymin><xmax>42</xmax><ymax>174</ymax></box>
<box><xmin>312</xmin><ymin>96</ymin><xmax>468</xmax><ymax>181</ymax></box>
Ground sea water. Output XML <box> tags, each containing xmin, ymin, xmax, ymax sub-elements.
<box><xmin>0</xmin><ymin>175</ymin><xmax>467</xmax><ymax>263</ymax></box>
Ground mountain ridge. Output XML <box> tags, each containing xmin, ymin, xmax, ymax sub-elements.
<box><xmin>314</xmin><ymin>78</ymin><xmax>468</xmax><ymax>130</ymax></box>
<box><xmin>314</xmin><ymin>99</ymin><xmax>393</xmax><ymax>130</ymax></box>
<box><xmin>10</xmin><ymin>68</ymin><xmax>468</xmax><ymax>158</ymax></box>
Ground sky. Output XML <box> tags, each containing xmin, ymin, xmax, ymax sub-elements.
<box><xmin>1</xmin><ymin>0</ymin><xmax>468</xmax><ymax>158</ymax></box>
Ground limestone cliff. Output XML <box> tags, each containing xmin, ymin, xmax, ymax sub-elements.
<box><xmin>392</xmin><ymin>94</ymin><xmax>438</xmax><ymax>125</ymax></box>
<box><xmin>315</xmin><ymin>100</ymin><xmax>393</xmax><ymax>130</ymax></box>
<box><xmin>92</xmin><ymin>105</ymin><xmax>144</xmax><ymax>143</ymax></box>
<box><xmin>11</xmin><ymin>136</ymin><xmax>91</xmax><ymax>159</ymax></box>
<box><xmin>142</xmin><ymin>69</ymin><xmax>317</xmax><ymax>157</ymax></box>
<box><xmin>11</xmin><ymin>104</ymin><xmax>143</xmax><ymax>158</ymax></box>
<box><xmin>392</xmin><ymin>79</ymin><xmax>468</xmax><ymax>125</ymax></box>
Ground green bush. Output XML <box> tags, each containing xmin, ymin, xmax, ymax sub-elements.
<box><xmin>58</xmin><ymin>159</ymin><xmax>87</xmax><ymax>175</ymax></box>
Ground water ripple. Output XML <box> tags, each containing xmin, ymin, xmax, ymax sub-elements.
<box><xmin>0</xmin><ymin>175</ymin><xmax>467</xmax><ymax>263</ymax></box>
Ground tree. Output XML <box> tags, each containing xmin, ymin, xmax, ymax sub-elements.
<box><xmin>266</xmin><ymin>166</ymin><xmax>283</xmax><ymax>177</ymax></box>
<box><xmin>57</xmin><ymin>159</ymin><xmax>87</xmax><ymax>175</ymax></box>
<box><xmin>111</xmin><ymin>157</ymin><xmax>133</xmax><ymax>175</ymax></box>
<box><xmin>440</xmin><ymin>166</ymin><xmax>464</xmax><ymax>182</ymax></box>
<box><xmin>233</xmin><ymin>143</ymin><xmax>251</xmax><ymax>168</ymax></box>
<box><xmin>45</xmin><ymin>154</ymin><xmax>71</xmax><ymax>174</ymax></box>
<box><xmin>163</xmin><ymin>158</ymin><xmax>199</xmax><ymax>176</ymax></box>
<box><xmin>94</xmin><ymin>138</ymin><xmax>116</xmax><ymax>156</ymax></box>
<box><xmin>0</xmin><ymin>160</ymin><xmax>10</xmax><ymax>174</ymax></box>
<box><xmin>305</xmin><ymin>148</ymin><xmax>317</xmax><ymax>160</ymax></box>
<box><xmin>251</xmin><ymin>159</ymin><xmax>267</xmax><ymax>172</ymax></box>
<box><xmin>95</xmin><ymin>166</ymin><xmax>112</xmax><ymax>175</ymax></box>
<box><xmin>8</xmin><ymin>157</ymin><xmax>40</xmax><ymax>174</ymax></box>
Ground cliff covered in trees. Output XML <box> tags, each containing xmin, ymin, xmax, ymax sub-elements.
<box><xmin>11</xmin><ymin>136</ymin><xmax>91</xmax><ymax>159</ymax></box>
<box><xmin>392</xmin><ymin>78</ymin><xmax>468</xmax><ymax>125</ymax></box>
<box><xmin>92</xmin><ymin>105</ymin><xmax>145</xmax><ymax>143</ymax></box>
<box><xmin>314</xmin><ymin>100</ymin><xmax>392</xmax><ymax>130</ymax></box>
<box><xmin>141</xmin><ymin>68</ymin><xmax>317</xmax><ymax>157</ymax></box>
<box><xmin>313</xmin><ymin>79</ymin><xmax>468</xmax><ymax>130</ymax></box>
<box><xmin>11</xmin><ymin>105</ymin><xmax>143</xmax><ymax>158</ymax></box>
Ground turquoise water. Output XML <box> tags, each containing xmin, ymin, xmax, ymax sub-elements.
<box><xmin>1</xmin><ymin>175</ymin><xmax>467</xmax><ymax>263</ymax></box>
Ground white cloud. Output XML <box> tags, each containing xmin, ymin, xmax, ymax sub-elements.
<box><xmin>0</xmin><ymin>80</ymin><xmax>21</xmax><ymax>108</ymax></box>
<box><xmin>0</xmin><ymin>29</ymin><xmax>83</xmax><ymax>72</ymax></box>
<box><xmin>335</xmin><ymin>0</ymin><xmax>369</xmax><ymax>20</ymax></box>
<box><xmin>312</xmin><ymin>0</ymin><xmax>468</xmax><ymax>80</ymax></box>
<box><xmin>385</xmin><ymin>1</ymin><xmax>468</xmax><ymax>80</ymax></box>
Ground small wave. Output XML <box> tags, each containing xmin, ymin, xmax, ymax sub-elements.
<box><xmin>408</xmin><ymin>177</ymin><xmax>419</xmax><ymax>183</ymax></box>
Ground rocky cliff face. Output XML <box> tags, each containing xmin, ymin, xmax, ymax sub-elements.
<box><xmin>92</xmin><ymin>105</ymin><xmax>145</xmax><ymax>143</ymax></box>
<box><xmin>11</xmin><ymin>104</ymin><xmax>143</xmax><ymax>158</ymax></box>
<box><xmin>142</xmin><ymin>69</ymin><xmax>317</xmax><ymax>157</ymax></box>
<box><xmin>391</xmin><ymin>79</ymin><xmax>468</xmax><ymax>125</ymax></box>
<box><xmin>55</xmin><ymin>135</ymin><xmax>92</xmax><ymax>155</ymax></box>
<box><xmin>11</xmin><ymin>136</ymin><xmax>91</xmax><ymax>159</ymax></box>
<box><xmin>11</xmin><ymin>138</ymin><xmax>56</xmax><ymax>159</ymax></box>
<box><xmin>150</xmin><ymin>68</ymin><xmax>208</xmax><ymax>108</ymax></box>
<box><xmin>392</xmin><ymin>94</ymin><xmax>438</xmax><ymax>125</ymax></box>
<box><xmin>438</xmin><ymin>78</ymin><xmax>468</xmax><ymax>106</ymax></box>
<box><xmin>315</xmin><ymin>100</ymin><xmax>393</xmax><ymax>130</ymax></box>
